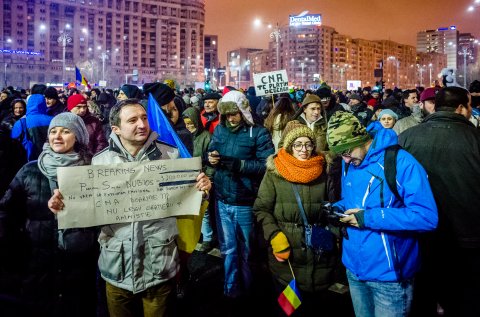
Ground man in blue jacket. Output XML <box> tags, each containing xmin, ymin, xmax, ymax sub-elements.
<box><xmin>326</xmin><ymin>112</ymin><xmax>438</xmax><ymax>317</ymax></box>
<box><xmin>207</xmin><ymin>90</ymin><xmax>274</xmax><ymax>299</ymax></box>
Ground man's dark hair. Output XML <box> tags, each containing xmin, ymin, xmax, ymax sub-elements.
<box><xmin>402</xmin><ymin>89</ymin><xmax>417</xmax><ymax>101</ymax></box>
<box><xmin>109</xmin><ymin>98</ymin><xmax>144</xmax><ymax>127</ymax></box>
<box><xmin>435</xmin><ymin>87</ymin><xmax>469</xmax><ymax>111</ymax></box>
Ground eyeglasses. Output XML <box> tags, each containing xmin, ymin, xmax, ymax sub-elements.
<box><xmin>320</xmin><ymin>97</ymin><xmax>331</xmax><ymax>102</ymax></box>
<box><xmin>340</xmin><ymin>148</ymin><xmax>353</xmax><ymax>158</ymax></box>
<box><xmin>292</xmin><ymin>142</ymin><xmax>314</xmax><ymax>151</ymax></box>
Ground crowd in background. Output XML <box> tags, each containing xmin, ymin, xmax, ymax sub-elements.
<box><xmin>0</xmin><ymin>78</ymin><xmax>479</xmax><ymax>317</ymax></box>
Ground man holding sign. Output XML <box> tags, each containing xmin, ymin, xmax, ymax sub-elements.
<box><xmin>49</xmin><ymin>99</ymin><xmax>211</xmax><ymax>317</ymax></box>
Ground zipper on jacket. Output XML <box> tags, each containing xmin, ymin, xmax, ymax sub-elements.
<box><xmin>381</xmin><ymin>232</ymin><xmax>392</xmax><ymax>270</ymax></box>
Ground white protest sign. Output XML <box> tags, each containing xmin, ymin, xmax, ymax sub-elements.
<box><xmin>347</xmin><ymin>80</ymin><xmax>362</xmax><ymax>91</ymax></box>
<box><xmin>57</xmin><ymin>157</ymin><xmax>202</xmax><ymax>229</ymax></box>
<box><xmin>253</xmin><ymin>70</ymin><xmax>289</xmax><ymax>96</ymax></box>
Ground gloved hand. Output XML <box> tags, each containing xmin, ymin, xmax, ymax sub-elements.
<box><xmin>220</xmin><ymin>156</ymin><xmax>242</xmax><ymax>172</ymax></box>
<box><xmin>270</xmin><ymin>231</ymin><xmax>291</xmax><ymax>262</ymax></box>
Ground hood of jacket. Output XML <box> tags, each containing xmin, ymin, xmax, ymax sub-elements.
<box><xmin>361</xmin><ymin>121</ymin><xmax>398</xmax><ymax>167</ymax></box>
<box><xmin>26</xmin><ymin>94</ymin><xmax>48</xmax><ymax>116</ymax></box>
<box><xmin>182</xmin><ymin>106</ymin><xmax>205</xmax><ymax>136</ymax></box>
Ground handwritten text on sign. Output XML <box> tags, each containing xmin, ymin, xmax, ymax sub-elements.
<box><xmin>253</xmin><ymin>70</ymin><xmax>289</xmax><ymax>96</ymax></box>
<box><xmin>57</xmin><ymin>157</ymin><xmax>202</xmax><ymax>229</ymax></box>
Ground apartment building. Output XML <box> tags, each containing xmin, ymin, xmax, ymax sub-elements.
<box><xmin>0</xmin><ymin>0</ymin><xmax>205</xmax><ymax>88</ymax></box>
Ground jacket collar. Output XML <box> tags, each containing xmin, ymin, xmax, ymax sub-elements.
<box><xmin>423</xmin><ymin>111</ymin><xmax>474</xmax><ymax>127</ymax></box>
<box><xmin>108</xmin><ymin>131</ymin><xmax>161</xmax><ymax>161</ymax></box>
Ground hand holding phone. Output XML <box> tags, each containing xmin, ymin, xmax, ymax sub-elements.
<box><xmin>333</xmin><ymin>211</ymin><xmax>348</xmax><ymax>218</ymax></box>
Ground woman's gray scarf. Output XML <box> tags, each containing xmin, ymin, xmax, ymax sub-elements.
<box><xmin>38</xmin><ymin>143</ymin><xmax>85</xmax><ymax>190</ymax></box>
<box><xmin>37</xmin><ymin>143</ymin><xmax>90</xmax><ymax>251</ymax></box>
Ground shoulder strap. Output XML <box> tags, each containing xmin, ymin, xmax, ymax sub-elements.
<box><xmin>291</xmin><ymin>183</ymin><xmax>310</xmax><ymax>227</ymax></box>
<box><xmin>384</xmin><ymin>144</ymin><xmax>403</xmax><ymax>203</ymax></box>
<box><xmin>19</xmin><ymin>117</ymin><xmax>31</xmax><ymax>141</ymax></box>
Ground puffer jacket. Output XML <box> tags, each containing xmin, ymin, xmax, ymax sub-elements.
<box><xmin>393</xmin><ymin>104</ymin><xmax>424</xmax><ymax>135</ymax></box>
<box><xmin>11</xmin><ymin>94</ymin><xmax>52</xmax><ymax>161</ymax></box>
<box><xmin>82</xmin><ymin>111</ymin><xmax>108</xmax><ymax>154</ymax></box>
<box><xmin>92</xmin><ymin>131</ymin><xmax>181</xmax><ymax>293</ymax></box>
<box><xmin>208</xmin><ymin>120</ymin><xmax>274</xmax><ymax>206</ymax></box>
<box><xmin>253</xmin><ymin>156</ymin><xmax>337</xmax><ymax>292</ymax></box>
<box><xmin>336</xmin><ymin>121</ymin><xmax>438</xmax><ymax>282</ymax></box>
<box><xmin>0</xmin><ymin>162</ymin><xmax>98</xmax><ymax>316</ymax></box>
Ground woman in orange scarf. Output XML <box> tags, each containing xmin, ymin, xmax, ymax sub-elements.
<box><xmin>253</xmin><ymin>123</ymin><xmax>339</xmax><ymax>316</ymax></box>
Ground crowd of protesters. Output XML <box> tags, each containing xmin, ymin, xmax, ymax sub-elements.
<box><xmin>0</xmin><ymin>78</ymin><xmax>479</xmax><ymax>317</ymax></box>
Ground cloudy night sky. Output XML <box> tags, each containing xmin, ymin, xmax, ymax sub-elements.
<box><xmin>205</xmin><ymin>0</ymin><xmax>480</xmax><ymax>65</ymax></box>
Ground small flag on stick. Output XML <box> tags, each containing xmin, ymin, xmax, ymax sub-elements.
<box><xmin>146</xmin><ymin>94</ymin><xmax>192</xmax><ymax>158</ymax></box>
<box><xmin>75</xmin><ymin>66</ymin><xmax>91</xmax><ymax>89</ymax></box>
<box><xmin>277</xmin><ymin>260</ymin><xmax>301</xmax><ymax>316</ymax></box>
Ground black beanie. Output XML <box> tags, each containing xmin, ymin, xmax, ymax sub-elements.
<box><xmin>202</xmin><ymin>92</ymin><xmax>222</xmax><ymax>101</ymax></box>
<box><xmin>143</xmin><ymin>83</ymin><xmax>175</xmax><ymax>106</ymax></box>
<box><xmin>315</xmin><ymin>87</ymin><xmax>332</xmax><ymax>99</ymax></box>
<box><xmin>120</xmin><ymin>84</ymin><xmax>140</xmax><ymax>99</ymax></box>
<box><xmin>44</xmin><ymin>86</ymin><xmax>59</xmax><ymax>99</ymax></box>
<box><xmin>31</xmin><ymin>84</ymin><xmax>47</xmax><ymax>95</ymax></box>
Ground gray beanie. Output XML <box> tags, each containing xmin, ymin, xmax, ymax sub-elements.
<box><xmin>48</xmin><ymin>112</ymin><xmax>89</xmax><ymax>147</ymax></box>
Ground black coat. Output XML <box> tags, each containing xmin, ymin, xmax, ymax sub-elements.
<box><xmin>0</xmin><ymin>162</ymin><xmax>98</xmax><ymax>316</ymax></box>
<box><xmin>399</xmin><ymin>111</ymin><xmax>480</xmax><ymax>249</ymax></box>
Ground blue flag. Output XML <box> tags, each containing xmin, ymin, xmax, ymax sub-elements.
<box><xmin>146</xmin><ymin>94</ymin><xmax>191</xmax><ymax>158</ymax></box>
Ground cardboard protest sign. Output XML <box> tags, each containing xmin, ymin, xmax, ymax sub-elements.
<box><xmin>253</xmin><ymin>70</ymin><xmax>289</xmax><ymax>96</ymax></box>
<box><xmin>57</xmin><ymin>157</ymin><xmax>202</xmax><ymax>229</ymax></box>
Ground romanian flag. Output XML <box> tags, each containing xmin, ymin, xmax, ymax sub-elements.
<box><xmin>146</xmin><ymin>94</ymin><xmax>192</xmax><ymax>158</ymax></box>
<box><xmin>278</xmin><ymin>279</ymin><xmax>302</xmax><ymax>316</ymax></box>
<box><xmin>75</xmin><ymin>66</ymin><xmax>91</xmax><ymax>89</ymax></box>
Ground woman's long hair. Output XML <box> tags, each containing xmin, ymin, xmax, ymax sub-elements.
<box><xmin>74</xmin><ymin>143</ymin><xmax>93</xmax><ymax>164</ymax></box>
<box><xmin>264</xmin><ymin>97</ymin><xmax>296</xmax><ymax>134</ymax></box>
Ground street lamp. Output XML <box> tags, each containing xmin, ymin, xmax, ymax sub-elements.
<box><xmin>183</xmin><ymin>56</ymin><xmax>191</xmax><ymax>87</ymax></box>
<box><xmin>57</xmin><ymin>28</ymin><xmax>72</xmax><ymax>86</ymax></box>
<box><xmin>417</xmin><ymin>65</ymin><xmax>426</xmax><ymax>86</ymax></box>
<box><xmin>4</xmin><ymin>63</ymin><xmax>7</xmax><ymax>87</ymax></box>
<box><xmin>270</xmin><ymin>23</ymin><xmax>281</xmax><ymax>70</ymax></box>
<box><xmin>254</xmin><ymin>19</ymin><xmax>282</xmax><ymax>70</ymax></box>
<box><xmin>299</xmin><ymin>57</ymin><xmax>310</xmax><ymax>88</ymax></box>
<box><xmin>388</xmin><ymin>56</ymin><xmax>400</xmax><ymax>88</ymax></box>
<box><xmin>99</xmin><ymin>51</ymin><xmax>109</xmax><ymax>82</ymax></box>
<box><xmin>458</xmin><ymin>46</ymin><xmax>471</xmax><ymax>88</ymax></box>
<box><xmin>466</xmin><ymin>0</ymin><xmax>480</xmax><ymax>11</ymax></box>
<box><xmin>428</xmin><ymin>63</ymin><xmax>433</xmax><ymax>86</ymax></box>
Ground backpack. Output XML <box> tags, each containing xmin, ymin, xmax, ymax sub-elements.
<box><xmin>384</xmin><ymin>144</ymin><xmax>403</xmax><ymax>203</ymax></box>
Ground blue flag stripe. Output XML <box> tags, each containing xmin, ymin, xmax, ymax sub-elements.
<box><xmin>146</xmin><ymin>94</ymin><xmax>192</xmax><ymax>158</ymax></box>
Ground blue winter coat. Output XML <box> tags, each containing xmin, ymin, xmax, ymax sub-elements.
<box><xmin>11</xmin><ymin>94</ymin><xmax>52</xmax><ymax>161</ymax></box>
<box><xmin>208</xmin><ymin>122</ymin><xmax>274</xmax><ymax>206</ymax></box>
<box><xmin>335</xmin><ymin>121</ymin><xmax>438</xmax><ymax>282</ymax></box>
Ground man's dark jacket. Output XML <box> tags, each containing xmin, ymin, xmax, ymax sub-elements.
<box><xmin>399</xmin><ymin>111</ymin><xmax>480</xmax><ymax>248</ymax></box>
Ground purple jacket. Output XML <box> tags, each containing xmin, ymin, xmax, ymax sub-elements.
<box><xmin>82</xmin><ymin>112</ymin><xmax>108</xmax><ymax>154</ymax></box>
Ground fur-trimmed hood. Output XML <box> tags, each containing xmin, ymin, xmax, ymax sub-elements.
<box><xmin>217</xmin><ymin>90</ymin><xmax>254</xmax><ymax>126</ymax></box>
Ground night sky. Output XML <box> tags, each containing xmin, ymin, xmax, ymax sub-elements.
<box><xmin>205</xmin><ymin>0</ymin><xmax>479</xmax><ymax>65</ymax></box>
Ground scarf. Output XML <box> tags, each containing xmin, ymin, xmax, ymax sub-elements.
<box><xmin>274</xmin><ymin>148</ymin><xmax>324</xmax><ymax>184</ymax></box>
<box><xmin>38</xmin><ymin>144</ymin><xmax>85</xmax><ymax>190</ymax></box>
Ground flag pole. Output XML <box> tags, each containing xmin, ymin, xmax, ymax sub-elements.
<box><xmin>287</xmin><ymin>259</ymin><xmax>296</xmax><ymax>280</ymax></box>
